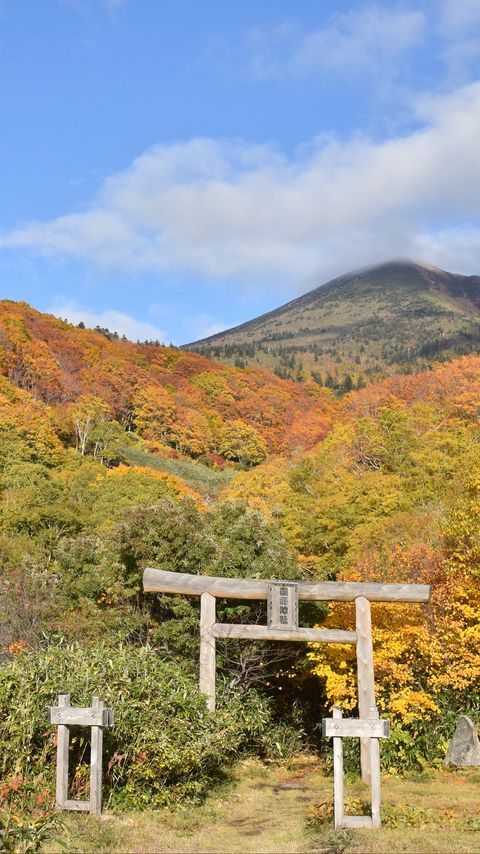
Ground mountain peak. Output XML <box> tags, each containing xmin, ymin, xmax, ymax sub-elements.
<box><xmin>184</xmin><ymin>260</ymin><xmax>480</xmax><ymax>388</ymax></box>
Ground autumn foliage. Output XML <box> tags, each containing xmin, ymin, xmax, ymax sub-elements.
<box><xmin>0</xmin><ymin>301</ymin><xmax>334</xmax><ymax>463</ymax></box>
<box><xmin>225</xmin><ymin>355</ymin><xmax>480</xmax><ymax>761</ymax></box>
<box><xmin>2</xmin><ymin>299</ymin><xmax>480</xmax><ymax>778</ymax></box>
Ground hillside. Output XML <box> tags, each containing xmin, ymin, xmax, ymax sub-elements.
<box><xmin>222</xmin><ymin>351</ymin><xmax>480</xmax><ymax>735</ymax></box>
<box><xmin>0</xmin><ymin>300</ymin><xmax>334</xmax><ymax>463</ymax></box>
<box><xmin>2</xmin><ymin>297</ymin><xmax>480</xmax><ymax>824</ymax></box>
<box><xmin>185</xmin><ymin>261</ymin><xmax>480</xmax><ymax>390</ymax></box>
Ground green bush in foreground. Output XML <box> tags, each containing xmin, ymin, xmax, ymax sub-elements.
<box><xmin>0</xmin><ymin>642</ymin><xmax>300</xmax><ymax>812</ymax></box>
<box><xmin>0</xmin><ymin>812</ymin><xmax>66</xmax><ymax>854</ymax></box>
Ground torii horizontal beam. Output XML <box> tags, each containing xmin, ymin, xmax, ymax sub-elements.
<box><xmin>211</xmin><ymin>622</ymin><xmax>357</xmax><ymax>644</ymax></box>
<box><xmin>143</xmin><ymin>568</ymin><xmax>430</xmax><ymax>603</ymax></box>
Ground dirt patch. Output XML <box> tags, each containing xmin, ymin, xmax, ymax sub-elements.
<box><xmin>274</xmin><ymin>782</ymin><xmax>309</xmax><ymax>791</ymax></box>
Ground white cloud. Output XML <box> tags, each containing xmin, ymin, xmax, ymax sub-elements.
<box><xmin>102</xmin><ymin>0</ymin><xmax>127</xmax><ymax>20</ymax></box>
<box><xmin>246</xmin><ymin>7</ymin><xmax>425</xmax><ymax>80</ymax></box>
<box><xmin>3</xmin><ymin>81</ymin><xmax>480</xmax><ymax>288</ymax></box>
<box><xmin>413</xmin><ymin>225</ymin><xmax>480</xmax><ymax>275</ymax></box>
<box><xmin>61</xmin><ymin>0</ymin><xmax>128</xmax><ymax>18</ymax></box>
<box><xmin>49</xmin><ymin>299</ymin><xmax>166</xmax><ymax>342</ymax></box>
<box><xmin>184</xmin><ymin>312</ymin><xmax>227</xmax><ymax>342</ymax></box>
<box><xmin>438</xmin><ymin>1</ymin><xmax>480</xmax><ymax>85</ymax></box>
<box><xmin>439</xmin><ymin>0</ymin><xmax>480</xmax><ymax>36</ymax></box>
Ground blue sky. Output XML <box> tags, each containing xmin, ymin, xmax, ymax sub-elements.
<box><xmin>2</xmin><ymin>0</ymin><xmax>480</xmax><ymax>344</ymax></box>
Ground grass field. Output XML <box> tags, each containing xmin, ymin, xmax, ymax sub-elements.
<box><xmin>45</xmin><ymin>756</ymin><xmax>480</xmax><ymax>853</ymax></box>
<box><xmin>121</xmin><ymin>446</ymin><xmax>236</xmax><ymax>497</ymax></box>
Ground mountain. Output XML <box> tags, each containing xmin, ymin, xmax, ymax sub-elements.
<box><xmin>184</xmin><ymin>261</ymin><xmax>480</xmax><ymax>390</ymax></box>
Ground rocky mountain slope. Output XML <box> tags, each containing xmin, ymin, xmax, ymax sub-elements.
<box><xmin>185</xmin><ymin>261</ymin><xmax>480</xmax><ymax>390</ymax></box>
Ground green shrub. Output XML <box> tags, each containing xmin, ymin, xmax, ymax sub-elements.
<box><xmin>381</xmin><ymin>802</ymin><xmax>432</xmax><ymax>828</ymax></box>
<box><xmin>0</xmin><ymin>811</ymin><xmax>66</xmax><ymax>854</ymax></box>
<box><xmin>0</xmin><ymin>642</ymin><xmax>298</xmax><ymax>812</ymax></box>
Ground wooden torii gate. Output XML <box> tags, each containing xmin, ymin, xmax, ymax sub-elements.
<box><xmin>143</xmin><ymin>568</ymin><xmax>430</xmax><ymax>783</ymax></box>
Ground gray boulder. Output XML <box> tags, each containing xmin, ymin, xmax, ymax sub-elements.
<box><xmin>444</xmin><ymin>715</ymin><xmax>480</xmax><ymax>766</ymax></box>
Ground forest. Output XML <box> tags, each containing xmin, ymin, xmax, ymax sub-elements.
<box><xmin>1</xmin><ymin>300</ymin><xmax>480</xmax><ymax>846</ymax></box>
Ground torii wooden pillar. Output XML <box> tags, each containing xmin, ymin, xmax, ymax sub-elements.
<box><xmin>143</xmin><ymin>568</ymin><xmax>430</xmax><ymax>783</ymax></box>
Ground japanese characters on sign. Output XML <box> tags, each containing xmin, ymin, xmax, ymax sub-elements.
<box><xmin>267</xmin><ymin>581</ymin><xmax>299</xmax><ymax>631</ymax></box>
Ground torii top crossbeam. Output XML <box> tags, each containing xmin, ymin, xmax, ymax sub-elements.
<box><xmin>143</xmin><ymin>568</ymin><xmax>430</xmax><ymax>603</ymax></box>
